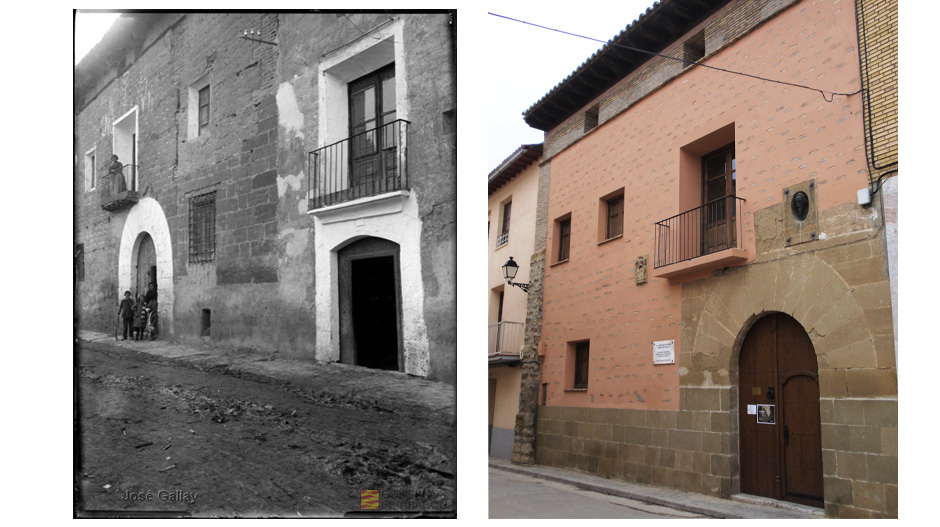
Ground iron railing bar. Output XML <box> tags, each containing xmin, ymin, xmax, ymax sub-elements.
<box><xmin>307</xmin><ymin>119</ymin><xmax>411</xmax><ymax>156</ymax></box>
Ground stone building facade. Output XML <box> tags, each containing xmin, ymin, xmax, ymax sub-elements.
<box><xmin>511</xmin><ymin>0</ymin><xmax>897</xmax><ymax>518</ymax></box>
<box><xmin>74</xmin><ymin>12</ymin><xmax>456</xmax><ymax>383</ymax></box>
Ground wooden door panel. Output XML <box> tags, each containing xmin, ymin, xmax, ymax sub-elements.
<box><xmin>738</xmin><ymin>316</ymin><xmax>779</xmax><ymax>499</ymax></box>
<box><xmin>781</xmin><ymin>373</ymin><xmax>824</xmax><ymax>504</ymax></box>
<box><xmin>739</xmin><ymin>314</ymin><xmax>823</xmax><ymax>507</ymax></box>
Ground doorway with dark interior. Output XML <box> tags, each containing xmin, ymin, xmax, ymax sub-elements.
<box><xmin>338</xmin><ymin>237</ymin><xmax>403</xmax><ymax>371</ymax></box>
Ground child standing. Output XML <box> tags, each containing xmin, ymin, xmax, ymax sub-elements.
<box><xmin>132</xmin><ymin>294</ymin><xmax>148</xmax><ymax>340</ymax></box>
<box><xmin>118</xmin><ymin>291</ymin><xmax>134</xmax><ymax>340</ymax></box>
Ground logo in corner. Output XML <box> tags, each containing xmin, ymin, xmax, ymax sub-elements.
<box><xmin>360</xmin><ymin>490</ymin><xmax>379</xmax><ymax>510</ymax></box>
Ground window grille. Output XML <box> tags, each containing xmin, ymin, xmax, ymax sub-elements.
<box><xmin>189</xmin><ymin>192</ymin><xmax>217</xmax><ymax>263</ymax></box>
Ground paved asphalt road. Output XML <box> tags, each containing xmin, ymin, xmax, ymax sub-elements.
<box><xmin>489</xmin><ymin>468</ymin><xmax>705</xmax><ymax>519</ymax></box>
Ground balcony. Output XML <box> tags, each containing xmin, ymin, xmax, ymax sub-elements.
<box><xmin>489</xmin><ymin>321</ymin><xmax>524</xmax><ymax>364</ymax></box>
<box><xmin>307</xmin><ymin>120</ymin><xmax>409</xmax><ymax>211</ymax></box>
<box><xmin>100</xmin><ymin>166</ymin><xmax>139</xmax><ymax>212</ymax></box>
<box><xmin>653</xmin><ymin>195</ymin><xmax>747</xmax><ymax>280</ymax></box>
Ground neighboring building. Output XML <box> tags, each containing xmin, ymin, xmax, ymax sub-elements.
<box><xmin>74</xmin><ymin>12</ymin><xmax>457</xmax><ymax>383</ymax></box>
<box><xmin>487</xmin><ymin>144</ymin><xmax>542</xmax><ymax>459</ymax></box>
<box><xmin>510</xmin><ymin>0</ymin><xmax>897</xmax><ymax>518</ymax></box>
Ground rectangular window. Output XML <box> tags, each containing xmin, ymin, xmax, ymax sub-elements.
<box><xmin>574</xmin><ymin>341</ymin><xmax>590</xmax><ymax>389</ymax></box>
<box><xmin>497</xmin><ymin>201</ymin><xmax>511</xmax><ymax>247</ymax></box>
<box><xmin>84</xmin><ymin>149</ymin><xmax>96</xmax><ymax>191</ymax></box>
<box><xmin>683</xmin><ymin>30</ymin><xmax>706</xmax><ymax>68</ymax></box>
<box><xmin>584</xmin><ymin>104</ymin><xmax>599</xmax><ymax>132</ymax></box>
<box><xmin>198</xmin><ymin>85</ymin><xmax>210</xmax><ymax>136</ymax></box>
<box><xmin>189</xmin><ymin>191</ymin><xmax>217</xmax><ymax>263</ymax></box>
<box><xmin>75</xmin><ymin>244</ymin><xmax>85</xmax><ymax>282</ymax></box>
<box><xmin>349</xmin><ymin>63</ymin><xmax>396</xmax><ymax>187</ymax></box>
<box><xmin>606</xmin><ymin>195</ymin><xmax>624</xmax><ymax>239</ymax></box>
<box><xmin>557</xmin><ymin>218</ymin><xmax>571</xmax><ymax>262</ymax></box>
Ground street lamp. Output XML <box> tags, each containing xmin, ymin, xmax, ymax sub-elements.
<box><xmin>502</xmin><ymin>256</ymin><xmax>530</xmax><ymax>293</ymax></box>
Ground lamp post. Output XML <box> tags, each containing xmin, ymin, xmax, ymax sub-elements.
<box><xmin>502</xmin><ymin>256</ymin><xmax>530</xmax><ymax>293</ymax></box>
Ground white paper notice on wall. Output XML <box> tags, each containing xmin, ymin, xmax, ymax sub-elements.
<box><xmin>652</xmin><ymin>340</ymin><xmax>675</xmax><ymax>365</ymax></box>
<box><xmin>747</xmin><ymin>405</ymin><xmax>757</xmax><ymax>415</ymax></box>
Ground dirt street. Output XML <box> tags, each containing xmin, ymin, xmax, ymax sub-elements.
<box><xmin>75</xmin><ymin>341</ymin><xmax>455</xmax><ymax>517</ymax></box>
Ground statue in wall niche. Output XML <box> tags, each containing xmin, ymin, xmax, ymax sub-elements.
<box><xmin>635</xmin><ymin>255</ymin><xmax>648</xmax><ymax>285</ymax></box>
<box><xmin>109</xmin><ymin>154</ymin><xmax>127</xmax><ymax>193</ymax></box>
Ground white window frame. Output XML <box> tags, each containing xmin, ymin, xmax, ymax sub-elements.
<box><xmin>112</xmin><ymin>106</ymin><xmax>139</xmax><ymax>192</ymax></box>
<box><xmin>84</xmin><ymin>146</ymin><xmax>97</xmax><ymax>192</ymax></box>
<box><xmin>317</xmin><ymin>17</ymin><xmax>408</xmax><ymax>149</ymax></box>
<box><xmin>187</xmin><ymin>72</ymin><xmax>211</xmax><ymax>140</ymax></box>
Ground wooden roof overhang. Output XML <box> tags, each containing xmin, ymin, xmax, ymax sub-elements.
<box><xmin>522</xmin><ymin>0</ymin><xmax>731</xmax><ymax>132</ymax></box>
<box><xmin>488</xmin><ymin>143</ymin><xmax>544</xmax><ymax>195</ymax></box>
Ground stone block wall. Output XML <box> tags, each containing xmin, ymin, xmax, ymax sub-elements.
<box><xmin>75</xmin><ymin>13</ymin><xmax>319</xmax><ymax>355</ymax></box>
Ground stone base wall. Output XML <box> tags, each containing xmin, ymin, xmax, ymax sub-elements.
<box><xmin>535</xmin><ymin>205</ymin><xmax>897</xmax><ymax>517</ymax></box>
<box><xmin>536</xmin><ymin>401</ymin><xmax>735</xmax><ymax>497</ymax></box>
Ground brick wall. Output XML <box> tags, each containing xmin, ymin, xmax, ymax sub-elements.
<box><xmin>530</xmin><ymin>0</ymin><xmax>896</xmax><ymax>517</ymax></box>
<box><xmin>543</xmin><ymin>0</ymin><xmax>800</xmax><ymax>161</ymax></box>
<box><xmin>855</xmin><ymin>0</ymin><xmax>898</xmax><ymax>169</ymax></box>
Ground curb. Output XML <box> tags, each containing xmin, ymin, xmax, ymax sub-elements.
<box><xmin>489</xmin><ymin>459</ymin><xmax>822</xmax><ymax>519</ymax></box>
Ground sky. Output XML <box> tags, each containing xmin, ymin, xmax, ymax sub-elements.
<box><xmin>486</xmin><ymin>1</ymin><xmax>659</xmax><ymax>170</ymax></box>
<box><xmin>75</xmin><ymin>11</ymin><xmax>121</xmax><ymax>65</ymax></box>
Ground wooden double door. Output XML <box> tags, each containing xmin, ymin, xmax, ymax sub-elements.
<box><xmin>738</xmin><ymin>313</ymin><xmax>823</xmax><ymax>508</ymax></box>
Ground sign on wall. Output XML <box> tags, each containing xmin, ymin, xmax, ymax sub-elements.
<box><xmin>652</xmin><ymin>340</ymin><xmax>675</xmax><ymax>365</ymax></box>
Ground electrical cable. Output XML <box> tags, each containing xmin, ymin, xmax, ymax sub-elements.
<box><xmin>853</xmin><ymin>0</ymin><xmax>898</xmax><ymax>198</ymax></box>
<box><xmin>489</xmin><ymin>12</ymin><xmax>862</xmax><ymax>103</ymax></box>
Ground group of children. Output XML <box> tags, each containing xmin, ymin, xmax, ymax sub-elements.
<box><xmin>118</xmin><ymin>289</ymin><xmax>159</xmax><ymax>341</ymax></box>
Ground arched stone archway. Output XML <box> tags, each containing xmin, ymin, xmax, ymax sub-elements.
<box><xmin>119</xmin><ymin>197</ymin><xmax>174</xmax><ymax>336</ymax></box>
<box><xmin>679</xmin><ymin>252</ymin><xmax>879</xmax><ymax>504</ymax></box>
<box><xmin>681</xmin><ymin>254</ymin><xmax>873</xmax><ymax>392</ymax></box>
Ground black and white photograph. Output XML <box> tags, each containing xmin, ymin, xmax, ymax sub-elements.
<box><xmin>72</xmin><ymin>10</ymin><xmax>456</xmax><ymax>518</ymax></box>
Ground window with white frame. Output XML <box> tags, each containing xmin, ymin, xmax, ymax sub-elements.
<box><xmin>188</xmin><ymin>73</ymin><xmax>211</xmax><ymax>140</ymax></box>
<box><xmin>84</xmin><ymin>148</ymin><xmax>97</xmax><ymax>191</ymax></box>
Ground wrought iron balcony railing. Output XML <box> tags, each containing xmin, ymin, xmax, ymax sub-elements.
<box><xmin>488</xmin><ymin>321</ymin><xmax>524</xmax><ymax>358</ymax></box>
<box><xmin>654</xmin><ymin>195</ymin><xmax>746</xmax><ymax>268</ymax></box>
<box><xmin>100</xmin><ymin>165</ymin><xmax>139</xmax><ymax>211</ymax></box>
<box><xmin>307</xmin><ymin>119</ymin><xmax>409</xmax><ymax>210</ymax></box>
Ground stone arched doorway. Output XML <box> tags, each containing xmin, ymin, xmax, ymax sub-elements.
<box><xmin>738</xmin><ymin>312</ymin><xmax>823</xmax><ymax>508</ymax></box>
<box><xmin>337</xmin><ymin>236</ymin><xmax>403</xmax><ymax>371</ymax></box>
<box><xmin>135</xmin><ymin>232</ymin><xmax>157</xmax><ymax>299</ymax></box>
<box><xmin>119</xmin><ymin>197</ymin><xmax>173</xmax><ymax>336</ymax></box>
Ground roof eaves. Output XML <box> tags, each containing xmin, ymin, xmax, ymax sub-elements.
<box><xmin>488</xmin><ymin>143</ymin><xmax>543</xmax><ymax>194</ymax></box>
<box><xmin>522</xmin><ymin>0</ymin><xmax>668</xmax><ymax>128</ymax></box>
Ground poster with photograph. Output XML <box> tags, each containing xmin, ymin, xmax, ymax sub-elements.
<box><xmin>757</xmin><ymin>404</ymin><xmax>775</xmax><ymax>424</ymax></box>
